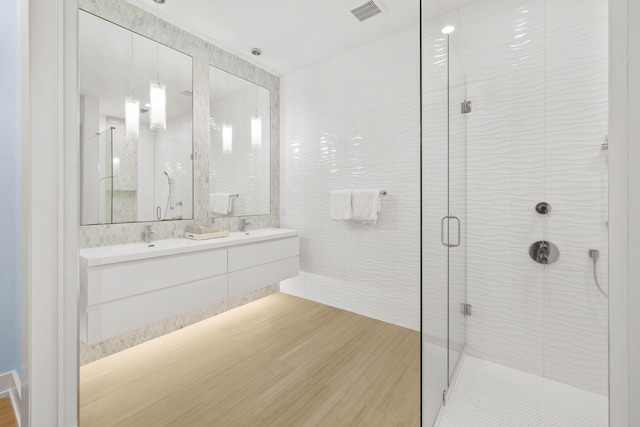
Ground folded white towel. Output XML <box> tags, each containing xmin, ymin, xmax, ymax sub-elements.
<box><xmin>352</xmin><ymin>189</ymin><xmax>381</xmax><ymax>223</ymax></box>
<box><xmin>210</xmin><ymin>193</ymin><xmax>233</xmax><ymax>215</ymax></box>
<box><xmin>330</xmin><ymin>189</ymin><xmax>352</xmax><ymax>220</ymax></box>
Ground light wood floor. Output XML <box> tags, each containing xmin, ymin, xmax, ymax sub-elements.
<box><xmin>80</xmin><ymin>293</ymin><xmax>420</xmax><ymax>426</ymax></box>
<box><xmin>0</xmin><ymin>396</ymin><xmax>17</xmax><ymax>427</ymax></box>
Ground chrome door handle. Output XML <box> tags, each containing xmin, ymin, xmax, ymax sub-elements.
<box><xmin>441</xmin><ymin>216</ymin><xmax>461</xmax><ymax>247</ymax></box>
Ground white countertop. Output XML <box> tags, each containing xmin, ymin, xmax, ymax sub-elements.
<box><xmin>80</xmin><ymin>228</ymin><xmax>299</xmax><ymax>267</ymax></box>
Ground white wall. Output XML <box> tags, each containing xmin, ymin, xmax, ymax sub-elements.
<box><xmin>280</xmin><ymin>27</ymin><xmax>421</xmax><ymax>330</ymax></box>
<box><xmin>424</xmin><ymin>0</ymin><xmax>609</xmax><ymax>395</ymax></box>
<box><xmin>0</xmin><ymin>0</ymin><xmax>21</xmax><ymax>377</ymax></box>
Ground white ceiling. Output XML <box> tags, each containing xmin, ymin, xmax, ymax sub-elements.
<box><xmin>125</xmin><ymin>0</ymin><xmax>426</xmax><ymax>76</ymax></box>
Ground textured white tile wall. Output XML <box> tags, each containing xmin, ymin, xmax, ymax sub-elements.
<box><xmin>424</xmin><ymin>0</ymin><xmax>608</xmax><ymax>395</ymax></box>
<box><xmin>280</xmin><ymin>26</ymin><xmax>421</xmax><ymax>331</ymax></box>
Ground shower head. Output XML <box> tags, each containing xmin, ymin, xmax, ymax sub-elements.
<box><xmin>163</xmin><ymin>171</ymin><xmax>173</xmax><ymax>184</ymax></box>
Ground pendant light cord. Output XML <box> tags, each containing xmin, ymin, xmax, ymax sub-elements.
<box><xmin>254</xmin><ymin>62</ymin><xmax>258</xmax><ymax>115</ymax></box>
<box><xmin>252</xmin><ymin>50</ymin><xmax>260</xmax><ymax>115</ymax></box>
<box><xmin>226</xmin><ymin>72</ymin><xmax>230</xmax><ymax>124</ymax></box>
<box><xmin>130</xmin><ymin>32</ymin><xmax>134</xmax><ymax>97</ymax></box>
<box><xmin>156</xmin><ymin>1</ymin><xmax>160</xmax><ymax>81</ymax></box>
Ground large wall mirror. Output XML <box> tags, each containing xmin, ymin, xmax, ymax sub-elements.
<box><xmin>79</xmin><ymin>10</ymin><xmax>194</xmax><ymax>225</ymax></box>
<box><xmin>209</xmin><ymin>66</ymin><xmax>271</xmax><ymax>217</ymax></box>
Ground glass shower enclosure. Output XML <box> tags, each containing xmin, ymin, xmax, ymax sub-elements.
<box><xmin>421</xmin><ymin>15</ymin><xmax>468</xmax><ymax>426</ymax></box>
<box><xmin>422</xmin><ymin>0</ymin><xmax>609</xmax><ymax>424</ymax></box>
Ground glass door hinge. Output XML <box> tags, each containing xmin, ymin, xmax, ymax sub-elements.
<box><xmin>461</xmin><ymin>303</ymin><xmax>472</xmax><ymax>317</ymax></box>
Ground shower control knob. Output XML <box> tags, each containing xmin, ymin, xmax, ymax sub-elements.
<box><xmin>535</xmin><ymin>202</ymin><xmax>551</xmax><ymax>215</ymax></box>
<box><xmin>529</xmin><ymin>240</ymin><xmax>559</xmax><ymax>265</ymax></box>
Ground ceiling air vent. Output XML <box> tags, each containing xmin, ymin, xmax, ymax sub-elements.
<box><xmin>350</xmin><ymin>0</ymin><xmax>382</xmax><ymax>22</ymax></box>
<box><xmin>180</xmin><ymin>89</ymin><xmax>193</xmax><ymax>97</ymax></box>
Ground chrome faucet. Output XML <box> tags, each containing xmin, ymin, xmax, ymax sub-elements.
<box><xmin>240</xmin><ymin>218</ymin><xmax>251</xmax><ymax>232</ymax></box>
<box><xmin>143</xmin><ymin>225</ymin><xmax>155</xmax><ymax>243</ymax></box>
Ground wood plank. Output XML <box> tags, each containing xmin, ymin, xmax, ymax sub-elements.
<box><xmin>80</xmin><ymin>292</ymin><xmax>420</xmax><ymax>426</ymax></box>
<box><xmin>0</xmin><ymin>397</ymin><xmax>17</xmax><ymax>427</ymax></box>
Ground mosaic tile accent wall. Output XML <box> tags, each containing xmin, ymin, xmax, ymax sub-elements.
<box><xmin>78</xmin><ymin>0</ymin><xmax>281</xmax><ymax>362</ymax></box>
<box><xmin>80</xmin><ymin>284</ymin><xmax>278</xmax><ymax>365</ymax></box>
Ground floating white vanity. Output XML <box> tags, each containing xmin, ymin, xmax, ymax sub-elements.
<box><xmin>79</xmin><ymin>228</ymin><xmax>299</xmax><ymax>344</ymax></box>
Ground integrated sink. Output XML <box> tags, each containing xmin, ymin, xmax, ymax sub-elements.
<box><xmin>230</xmin><ymin>228</ymin><xmax>287</xmax><ymax>238</ymax></box>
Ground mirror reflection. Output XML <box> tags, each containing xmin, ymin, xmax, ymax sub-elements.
<box><xmin>79</xmin><ymin>10</ymin><xmax>194</xmax><ymax>225</ymax></box>
<box><xmin>208</xmin><ymin>66</ymin><xmax>271</xmax><ymax>217</ymax></box>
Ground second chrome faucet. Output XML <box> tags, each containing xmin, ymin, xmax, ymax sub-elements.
<box><xmin>143</xmin><ymin>225</ymin><xmax>154</xmax><ymax>243</ymax></box>
<box><xmin>239</xmin><ymin>218</ymin><xmax>252</xmax><ymax>232</ymax></box>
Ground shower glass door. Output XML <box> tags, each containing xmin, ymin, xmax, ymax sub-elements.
<box><xmin>422</xmin><ymin>12</ymin><xmax>467</xmax><ymax>426</ymax></box>
<box><xmin>447</xmin><ymin>27</ymin><xmax>467</xmax><ymax>385</ymax></box>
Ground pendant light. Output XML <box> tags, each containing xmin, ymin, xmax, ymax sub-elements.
<box><xmin>125</xmin><ymin>32</ymin><xmax>139</xmax><ymax>138</ymax></box>
<box><xmin>251</xmin><ymin>112</ymin><xmax>261</xmax><ymax>148</ymax></box>
<box><xmin>222</xmin><ymin>123</ymin><xmax>233</xmax><ymax>154</ymax></box>
<box><xmin>222</xmin><ymin>72</ymin><xmax>233</xmax><ymax>154</ymax></box>
<box><xmin>150</xmin><ymin>0</ymin><xmax>167</xmax><ymax>131</ymax></box>
<box><xmin>250</xmin><ymin>48</ymin><xmax>262</xmax><ymax>148</ymax></box>
<box><xmin>125</xmin><ymin>97</ymin><xmax>140</xmax><ymax>137</ymax></box>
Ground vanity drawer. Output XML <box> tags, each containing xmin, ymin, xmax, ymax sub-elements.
<box><xmin>227</xmin><ymin>256</ymin><xmax>300</xmax><ymax>298</ymax></box>
<box><xmin>227</xmin><ymin>236</ymin><xmax>300</xmax><ymax>272</ymax></box>
<box><xmin>86</xmin><ymin>248</ymin><xmax>227</xmax><ymax>305</ymax></box>
<box><xmin>84</xmin><ymin>274</ymin><xmax>228</xmax><ymax>344</ymax></box>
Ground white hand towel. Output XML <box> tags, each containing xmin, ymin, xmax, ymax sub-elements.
<box><xmin>352</xmin><ymin>189</ymin><xmax>381</xmax><ymax>223</ymax></box>
<box><xmin>210</xmin><ymin>193</ymin><xmax>232</xmax><ymax>215</ymax></box>
<box><xmin>330</xmin><ymin>189</ymin><xmax>352</xmax><ymax>220</ymax></box>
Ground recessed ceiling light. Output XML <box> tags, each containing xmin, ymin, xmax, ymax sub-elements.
<box><xmin>442</xmin><ymin>25</ymin><xmax>455</xmax><ymax>34</ymax></box>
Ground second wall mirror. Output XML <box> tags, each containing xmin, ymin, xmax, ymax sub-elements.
<box><xmin>208</xmin><ymin>65</ymin><xmax>271</xmax><ymax>218</ymax></box>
